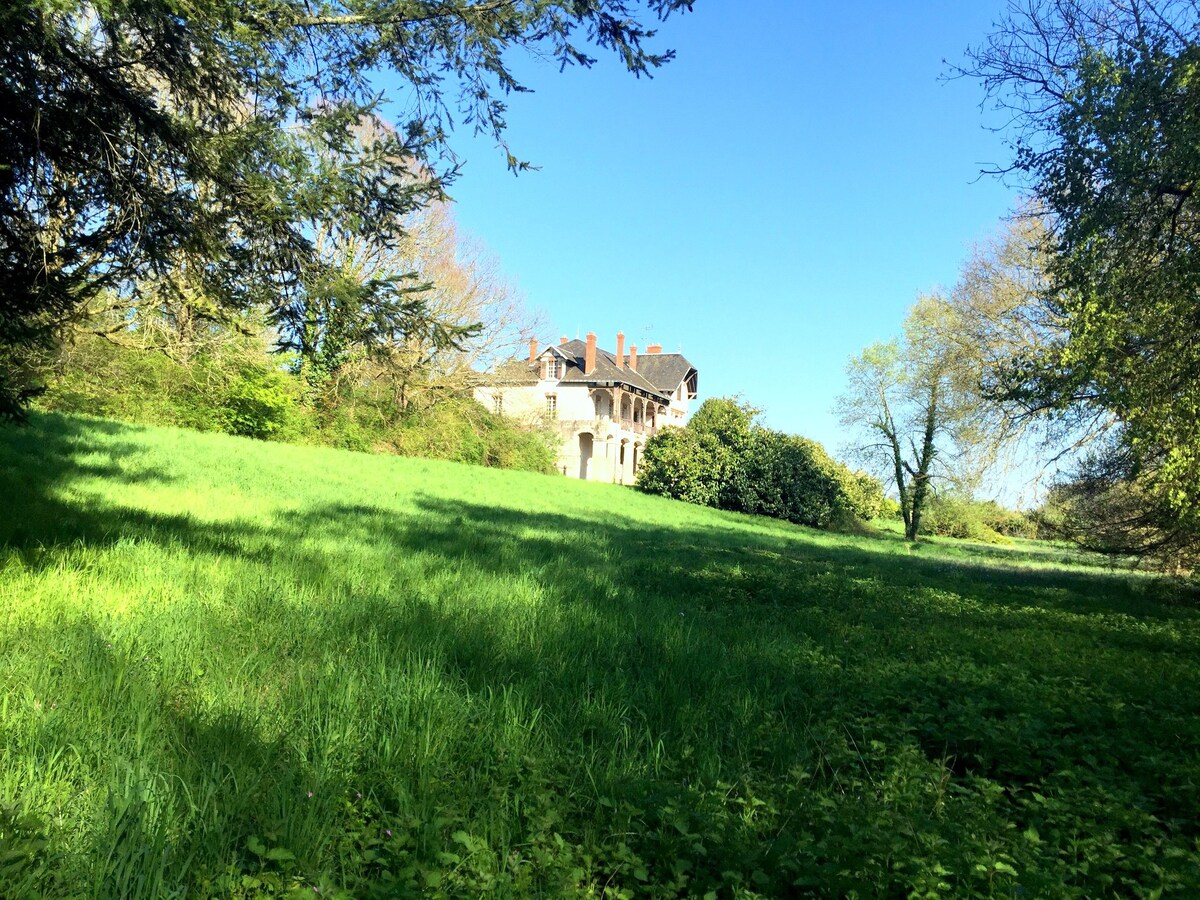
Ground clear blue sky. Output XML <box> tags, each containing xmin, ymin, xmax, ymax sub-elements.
<box><xmin>398</xmin><ymin>1</ymin><xmax>1021</xmax><ymax>457</ymax></box>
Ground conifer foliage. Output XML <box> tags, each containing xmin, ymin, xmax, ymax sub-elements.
<box><xmin>0</xmin><ymin>0</ymin><xmax>692</xmax><ymax>417</ymax></box>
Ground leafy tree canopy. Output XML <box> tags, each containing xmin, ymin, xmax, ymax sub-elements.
<box><xmin>961</xmin><ymin>0</ymin><xmax>1200</xmax><ymax>564</ymax></box>
<box><xmin>839</xmin><ymin>295</ymin><xmax>989</xmax><ymax>540</ymax></box>
<box><xmin>0</xmin><ymin>0</ymin><xmax>692</xmax><ymax>417</ymax></box>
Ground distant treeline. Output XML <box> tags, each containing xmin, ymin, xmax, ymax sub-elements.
<box><xmin>27</xmin><ymin>204</ymin><xmax>558</xmax><ymax>474</ymax></box>
<box><xmin>38</xmin><ymin>330</ymin><xmax>557</xmax><ymax>473</ymax></box>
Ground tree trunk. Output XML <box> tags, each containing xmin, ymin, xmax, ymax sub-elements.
<box><xmin>879</xmin><ymin>401</ymin><xmax>912</xmax><ymax>537</ymax></box>
<box><xmin>905</xmin><ymin>382</ymin><xmax>940</xmax><ymax>540</ymax></box>
<box><xmin>889</xmin><ymin>427</ymin><xmax>911</xmax><ymax>536</ymax></box>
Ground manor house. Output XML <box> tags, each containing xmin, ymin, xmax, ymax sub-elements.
<box><xmin>474</xmin><ymin>332</ymin><xmax>698</xmax><ymax>482</ymax></box>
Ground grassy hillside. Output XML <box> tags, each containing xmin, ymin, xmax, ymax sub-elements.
<box><xmin>2</xmin><ymin>414</ymin><xmax>1198</xmax><ymax>897</ymax></box>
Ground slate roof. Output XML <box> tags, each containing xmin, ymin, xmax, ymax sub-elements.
<box><xmin>632</xmin><ymin>352</ymin><xmax>696</xmax><ymax>394</ymax></box>
<box><xmin>485</xmin><ymin>357</ymin><xmax>539</xmax><ymax>386</ymax></box>
<box><xmin>541</xmin><ymin>339</ymin><xmax>696</xmax><ymax>401</ymax></box>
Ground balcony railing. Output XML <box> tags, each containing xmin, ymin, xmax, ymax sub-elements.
<box><xmin>615</xmin><ymin>418</ymin><xmax>660</xmax><ymax>436</ymax></box>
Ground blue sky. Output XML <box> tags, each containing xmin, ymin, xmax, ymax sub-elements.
<box><xmin>398</xmin><ymin>2</ymin><xmax>1023</xmax><ymax>458</ymax></box>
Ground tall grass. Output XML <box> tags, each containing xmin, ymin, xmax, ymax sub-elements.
<box><xmin>2</xmin><ymin>413</ymin><xmax>1198</xmax><ymax>897</ymax></box>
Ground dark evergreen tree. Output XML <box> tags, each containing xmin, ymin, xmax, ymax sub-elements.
<box><xmin>0</xmin><ymin>0</ymin><xmax>692</xmax><ymax>417</ymax></box>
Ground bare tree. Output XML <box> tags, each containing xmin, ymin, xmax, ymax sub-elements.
<box><xmin>840</xmin><ymin>295</ymin><xmax>981</xmax><ymax>539</ymax></box>
<box><xmin>948</xmin><ymin>212</ymin><xmax>1117</xmax><ymax>500</ymax></box>
<box><xmin>307</xmin><ymin>196</ymin><xmax>544</xmax><ymax>413</ymax></box>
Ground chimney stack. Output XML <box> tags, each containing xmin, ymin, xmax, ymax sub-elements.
<box><xmin>646</xmin><ymin>343</ymin><xmax>663</xmax><ymax>354</ymax></box>
<box><xmin>528</xmin><ymin>337</ymin><xmax>538</xmax><ymax>363</ymax></box>
<box><xmin>629</xmin><ymin>344</ymin><xmax>638</xmax><ymax>371</ymax></box>
<box><xmin>615</xmin><ymin>332</ymin><xmax>625</xmax><ymax>369</ymax></box>
<box><xmin>585</xmin><ymin>332</ymin><xmax>597</xmax><ymax>374</ymax></box>
<box><xmin>560</xmin><ymin>335</ymin><xmax>569</xmax><ymax>345</ymax></box>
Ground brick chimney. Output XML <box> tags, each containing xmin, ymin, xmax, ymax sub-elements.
<box><xmin>528</xmin><ymin>337</ymin><xmax>538</xmax><ymax>363</ymax></box>
<box><xmin>646</xmin><ymin>343</ymin><xmax>663</xmax><ymax>354</ymax></box>
<box><xmin>560</xmin><ymin>335</ymin><xmax>569</xmax><ymax>345</ymax></box>
<box><xmin>615</xmin><ymin>331</ymin><xmax>625</xmax><ymax>369</ymax></box>
<box><xmin>629</xmin><ymin>344</ymin><xmax>638</xmax><ymax>372</ymax></box>
<box><xmin>585</xmin><ymin>332</ymin><xmax>597</xmax><ymax>374</ymax></box>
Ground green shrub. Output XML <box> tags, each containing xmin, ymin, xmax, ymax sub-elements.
<box><xmin>638</xmin><ymin>397</ymin><xmax>888</xmax><ymax>530</ymax></box>
<box><xmin>921</xmin><ymin>494</ymin><xmax>1016</xmax><ymax>544</ymax></box>
<box><xmin>636</xmin><ymin>426</ymin><xmax>724</xmax><ymax>507</ymax></box>
<box><xmin>41</xmin><ymin>335</ymin><xmax>226</xmax><ymax>431</ymax></box>
<box><xmin>482</xmin><ymin>421</ymin><xmax>558</xmax><ymax>472</ymax></box>
<box><xmin>841</xmin><ymin>469</ymin><xmax>889</xmax><ymax>520</ymax></box>
<box><xmin>745</xmin><ymin>432</ymin><xmax>846</xmax><ymax>528</ymax></box>
<box><xmin>219</xmin><ymin>364</ymin><xmax>302</xmax><ymax>440</ymax></box>
<box><xmin>980</xmin><ymin>501</ymin><xmax>1038</xmax><ymax>539</ymax></box>
<box><xmin>37</xmin><ymin>333</ymin><xmax>554</xmax><ymax>473</ymax></box>
<box><xmin>389</xmin><ymin>401</ymin><xmax>555</xmax><ymax>473</ymax></box>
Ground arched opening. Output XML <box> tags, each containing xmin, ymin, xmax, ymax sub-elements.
<box><xmin>578</xmin><ymin>432</ymin><xmax>594</xmax><ymax>480</ymax></box>
<box><xmin>620</xmin><ymin>394</ymin><xmax>632</xmax><ymax>424</ymax></box>
<box><xmin>633</xmin><ymin>398</ymin><xmax>643</xmax><ymax>425</ymax></box>
<box><xmin>632</xmin><ymin>442</ymin><xmax>640</xmax><ymax>475</ymax></box>
<box><xmin>601</xmin><ymin>391</ymin><xmax>614</xmax><ymax>418</ymax></box>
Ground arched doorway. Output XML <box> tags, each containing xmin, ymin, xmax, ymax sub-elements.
<box><xmin>578</xmin><ymin>432</ymin><xmax>593</xmax><ymax>480</ymax></box>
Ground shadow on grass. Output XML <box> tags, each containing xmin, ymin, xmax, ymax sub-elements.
<box><xmin>0</xmin><ymin>413</ymin><xmax>291</xmax><ymax>567</ymax></box>
<box><xmin>253</xmin><ymin>492</ymin><xmax>1200</xmax><ymax>791</ymax></box>
<box><xmin>3</xmin><ymin>414</ymin><xmax>1200</xmax><ymax>896</ymax></box>
<box><xmin>0</xmin><ymin>413</ymin><xmax>179</xmax><ymax>549</ymax></box>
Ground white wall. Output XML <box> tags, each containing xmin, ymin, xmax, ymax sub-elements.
<box><xmin>477</xmin><ymin>351</ymin><xmax>688</xmax><ymax>481</ymax></box>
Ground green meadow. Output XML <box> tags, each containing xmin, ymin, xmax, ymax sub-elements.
<box><xmin>1</xmin><ymin>414</ymin><xmax>1198</xmax><ymax>898</ymax></box>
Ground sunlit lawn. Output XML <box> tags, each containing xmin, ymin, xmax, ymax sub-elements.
<box><xmin>2</xmin><ymin>413</ymin><xmax>1198</xmax><ymax>897</ymax></box>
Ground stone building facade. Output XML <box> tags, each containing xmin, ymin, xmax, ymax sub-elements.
<box><xmin>474</xmin><ymin>332</ymin><xmax>698</xmax><ymax>482</ymax></box>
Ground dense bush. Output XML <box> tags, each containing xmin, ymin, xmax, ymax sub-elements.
<box><xmin>42</xmin><ymin>333</ymin><xmax>277</xmax><ymax>435</ymax></box>
<box><xmin>387</xmin><ymin>400</ymin><xmax>556</xmax><ymax>472</ymax></box>
<box><xmin>636</xmin><ymin>427</ymin><xmax>726</xmax><ymax>508</ymax></box>
<box><xmin>983</xmin><ymin>501</ymin><xmax>1039</xmax><ymax>539</ymax></box>
<box><xmin>637</xmin><ymin>397</ymin><xmax>886</xmax><ymax>529</ymax></box>
<box><xmin>876</xmin><ymin>494</ymin><xmax>902</xmax><ymax>521</ymax></box>
<box><xmin>37</xmin><ymin>334</ymin><xmax>555</xmax><ymax>474</ymax></box>
<box><xmin>920</xmin><ymin>493</ymin><xmax>1037</xmax><ymax>544</ymax></box>
<box><xmin>739</xmin><ymin>431</ymin><xmax>851</xmax><ymax>528</ymax></box>
<box><xmin>219</xmin><ymin>363</ymin><xmax>306</xmax><ymax>440</ymax></box>
<box><xmin>844</xmin><ymin>468</ymin><xmax>890</xmax><ymax>521</ymax></box>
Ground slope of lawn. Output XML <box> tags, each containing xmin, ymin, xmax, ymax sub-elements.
<box><xmin>1</xmin><ymin>413</ymin><xmax>1198</xmax><ymax>898</ymax></box>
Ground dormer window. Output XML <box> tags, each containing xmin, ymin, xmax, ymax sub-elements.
<box><xmin>547</xmin><ymin>359</ymin><xmax>563</xmax><ymax>379</ymax></box>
